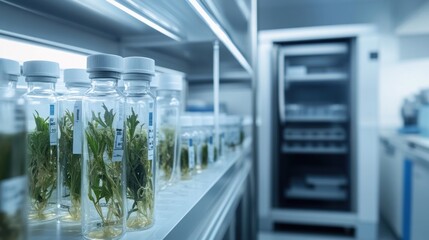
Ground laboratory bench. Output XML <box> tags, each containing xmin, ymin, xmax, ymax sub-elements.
<box><xmin>29</xmin><ymin>139</ymin><xmax>253</xmax><ymax>240</ymax></box>
<box><xmin>379</xmin><ymin>131</ymin><xmax>429</xmax><ymax>240</ymax></box>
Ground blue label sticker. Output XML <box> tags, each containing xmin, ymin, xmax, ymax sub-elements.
<box><xmin>50</xmin><ymin>104</ymin><xmax>55</xmax><ymax>115</ymax></box>
<box><xmin>149</xmin><ymin>112</ymin><xmax>153</xmax><ymax>127</ymax></box>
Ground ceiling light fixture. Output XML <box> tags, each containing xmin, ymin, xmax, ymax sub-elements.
<box><xmin>106</xmin><ymin>0</ymin><xmax>181</xmax><ymax>41</ymax></box>
<box><xmin>188</xmin><ymin>0</ymin><xmax>253</xmax><ymax>74</ymax></box>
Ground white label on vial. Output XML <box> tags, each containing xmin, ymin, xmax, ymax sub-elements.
<box><xmin>72</xmin><ymin>101</ymin><xmax>82</xmax><ymax>154</ymax></box>
<box><xmin>188</xmin><ymin>139</ymin><xmax>195</xmax><ymax>169</ymax></box>
<box><xmin>113</xmin><ymin>103</ymin><xmax>124</xmax><ymax>162</ymax></box>
<box><xmin>208</xmin><ymin>135</ymin><xmax>214</xmax><ymax>163</ymax></box>
<box><xmin>0</xmin><ymin>176</ymin><xmax>26</xmax><ymax>215</ymax></box>
<box><xmin>148</xmin><ymin>102</ymin><xmax>154</xmax><ymax>161</ymax></box>
<box><xmin>49</xmin><ymin>104</ymin><xmax>58</xmax><ymax>145</ymax></box>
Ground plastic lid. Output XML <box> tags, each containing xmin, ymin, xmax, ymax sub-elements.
<box><xmin>64</xmin><ymin>69</ymin><xmax>90</xmax><ymax>86</ymax></box>
<box><xmin>0</xmin><ymin>58</ymin><xmax>20</xmax><ymax>82</ymax></box>
<box><xmin>124</xmin><ymin>57</ymin><xmax>155</xmax><ymax>76</ymax></box>
<box><xmin>87</xmin><ymin>54</ymin><xmax>123</xmax><ymax>73</ymax></box>
<box><xmin>23</xmin><ymin>60</ymin><xmax>60</xmax><ymax>82</ymax></box>
<box><xmin>158</xmin><ymin>73</ymin><xmax>183</xmax><ymax>91</ymax></box>
<box><xmin>150</xmin><ymin>73</ymin><xmax>159</xmax><ymax>88</ymax></box>
<box><xmin>181</xmin><ymin>115</ymin><xmax>193</xmax><ymax>127</ymax></box>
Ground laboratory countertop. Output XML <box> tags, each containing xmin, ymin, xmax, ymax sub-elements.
<box><xmin>380</xmin><ymin>129</ymin><xmax>429</xmax><ymax>160</ymax></box>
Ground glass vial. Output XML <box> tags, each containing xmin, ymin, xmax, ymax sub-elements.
<box><xmin>58</xmin><ymin>69</ymin><xmax>91</xmax><ymax>223</ymax></box>
<box><xmin>23</xmin><ymin>60</ymin><xmax>60</xmax><ymax>223</ymax></box>
<box><xmin>81</xmin><ymin>54</ymin><xmax>125</xmax><ymax>240</ymax></box>
<box><xmin>0</xmin><ymin>58</ymin><xmax>27</xmax><ymax>239</ymax></box>
<box><xmin>202</xmin><ymin>115</ymin><xmax>215</xmax><ymax>165</ymax></box>
<box><xmin>192</xmin><ymin>115</ymin><xmax>204</xmax><ymax>172</ymax></box>
<box><xmin>122</xmin><ymin>57</ymin><xmax>156</xmax><ymax>231</ymax></box>
<box><xmin>156</xmin><ymin>73</ymin><xmax>182</xmax><ymax>189</ymax></box>
<box><xmin>179</xmin><ymin>116</ymin><xmax>195</xmax><ymax>180</ymax></box>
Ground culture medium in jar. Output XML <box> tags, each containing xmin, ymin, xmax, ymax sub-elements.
<box><xmin>156</xmin><ymin>73</ymin><xmax>182</xmax><ymax>189</ymax></box>
<box><xmin>58</xmin><ymin>69</ymin><xmax>91</xmax><ymax>223</ymax></box>
<box><xmin>81</xmin><ymin>54</ymin><xmax>126</xmax><ymax>240</ymax></box>
<box><xmin>179</xmin><ymin>115</ymin><xmax>195</xmax><ymax>180</ymax></box>
<box><xmin>0</xmin><ymin>58</ymin><xmax>27</xmax><ymax>238</ymax></box>
<box><xmin>23</xmin><ymin>60</ymin><xmax>60</xmax><ymax>223</ymax></box>
<box><xmin>122</xmin><ymin>57</ymin><xmax>156</xmax><ymax>231</ymax></box>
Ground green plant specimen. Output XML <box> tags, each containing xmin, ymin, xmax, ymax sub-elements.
<box><xmin>158</xmin><ymin>127</ymin><xmax>176</xmax><ymax>181</ymax></box>
<box><xmin>59</xmin><ymin>110</ymin><xmax>81</xmax><ymax>221</ymax></box>
<box><xmin>214</xmin><ymin>146</ymin><xmax>218</xmax><ymax>162</ymax></box>
<box><xmin>0</xmin><ymin>132</ymin><xmax>26</xmax><ymax>240</ymax></box>
<box><xmin>180</xmin><ymin>146</ymin><xmax>191</xmax><ymax>179</ymax></box>
<box><xmin>201</xmin><ymin>143</ymin><xmax>208</xmax><ymax>169</ymax></box>
<box><xmin>28</xmin><ymin>112</ymin><xmax>57</xmax><ymax>220</ymax></box>
<box><xmin>85</xmin><ymin>104</ymin><xmax>123</xmax><ymax>238</ymax></box>
<box><xmin>125</xmin><ymin>109</ymin><xmax>154</xmax><ymax>229</ymax></box>
<box><xmin>239</xmin><ymin>130</ymin><xmax>245</xmax><ymax>146</ymax></box>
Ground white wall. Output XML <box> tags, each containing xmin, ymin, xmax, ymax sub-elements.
<box><xmin>378</xmin><ymin>34</ymin><xmax>429</xmax><ymax>129</ymax></box>
<box><xmin>187</xmin><ymin>82</ymin><xmax>252</xmax><ymax>116</ymax></box>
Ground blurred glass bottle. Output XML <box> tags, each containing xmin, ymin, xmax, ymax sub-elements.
<box><xmin>23</xmin><ymin>60</ymin><xmax>60</xmax><ymax>223</ymax></box>
<box><xmin>192</xmin><ymin>115</ymin><xmax>204</xmax><ymax>172</ymax></box>
<box><xmin>179</xmin><ymin>115</ymin><xmax>195</xmax><ymax>180</ymax></box>
<box><xmin>122</xmin><ymin>57</ymin><xmax>156</xmax><ymax>231</ymax></box>
<box><xmin>202</xmin><ymin>115</ymin><xmax>215</xmax><ymax>166</ymax></box>
<box><xmin>0</xmin><ymin>58</ymin><xmax>27</xmax><ymax>239</ymax></box>
<box><xmin>81</xmin><ymin>54</ymin><xmax>126</xmax><ymax>240</ymax></box>
<box><xmin>58</xmin><ymin>69</ymin><xmax>90</xmax><ymax>223</ymax></box>
<box><xmin>156</xmin><ymin>73</ymin><xmax>182</xmax><ymax>189</ymax></box>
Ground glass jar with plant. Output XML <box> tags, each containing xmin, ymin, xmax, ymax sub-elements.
<box><xmin>0</xmin><ymin>58</ymin><xmax>27</xmax><ymax>239</ymax></box>
<box><xmin>23</xmin><ymin>60</ymin><xmax>60</xmax><ymax>223</ymax></box>
<box><xmin>81</xmin><ymin>54</ymin><xmax>126</xmax><ymax>240</ymax></box>
<box><xmin>202</xmin><ymin>115</ymin><xmax>215</xmax><ymax>165</ymax></box>
<box><xmin>180</xmin><ymin>116</ymin><xmax>195</xmax><ymax>180</ymax></box>
<box><xmin>122</xmin><ymin>57</ymin><xmax>156</xmax><ymax>231</ymax></box>
<box><xmin>156</xmin><ymin>73</ymin><xmax>182</xmax><ymax>189</ymax></box>
<box><xmin>192</xmin><ymin>116</ymin><xmax>204</xmax><ymax>173</ymax></box>
<box><xmin>58</xmin><ymin>69</ymin><xmax>91</xmax><ymax>223</ymax></box>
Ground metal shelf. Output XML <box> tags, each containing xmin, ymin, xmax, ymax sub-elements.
<box><xmin>284</xmin><ymin>116</ymin><xmax>347</xmax><ymax>123</ymax></box>
<box><xmin>285</xmin><ymin>73</ymin><xmax>348</xmax><ymax>82</ymax></box>
<box><xmin>284</xmin><ymin>135</ymin><xmax>346</xmax><ymax>141</ymax></box>
<box><xmin>29</xmin><ymin>139</ymin><xmax>252</xmax><ymax>240</ymax></box>
<box><xmin>282</xmin><ymin>145</ymin><xmax>348</xmax><ymax>154</ymax></box>
<box><xmin>285</xmin><ymin>187</ymin><xmax>347</xmax><ymax>201</ymax></box>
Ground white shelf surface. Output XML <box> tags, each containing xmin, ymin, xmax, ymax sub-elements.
<box><xmin>29</xmin><ymin>139</ymin><xmax>252</xmax><ymax>240</ymax></box>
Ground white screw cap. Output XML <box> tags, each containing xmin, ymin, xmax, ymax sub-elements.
<box><xmin>0</xmin><ymin>58</ymin><xmax>20</xmax><ymax>82</ymax></box>
<box><xmin>23</xmin><ymin>60</ymin><xmax>60</xmax><ymax>82</ymax></box>
<box><xmin>64</xmin><ymin>69</ymin><xmax>90</xmax><ymax>86</ymax></box>
<box><xmin>150</xmin><ymin>73</ymin><xmax>159</xmax><ymax>88</ymax></box>
<box><xmin>124</xmin><ymin>57</ymin><xmax>155</xmax><ymax>76</ymax></box>
<box><xmin>158</xmin><ymin>73</ymin><xmax>183</xmax><ymax>91</ymax></box>
<box><xmin>87</xmin><ymin>54</ymin><xmax>123</xmax><ymax>73</ymax></box>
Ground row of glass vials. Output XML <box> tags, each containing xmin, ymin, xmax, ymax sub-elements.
<box><xmin>0</xmin><ymin>54</ymin><xmax>244</xmax><ymax>240</ymax></box>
